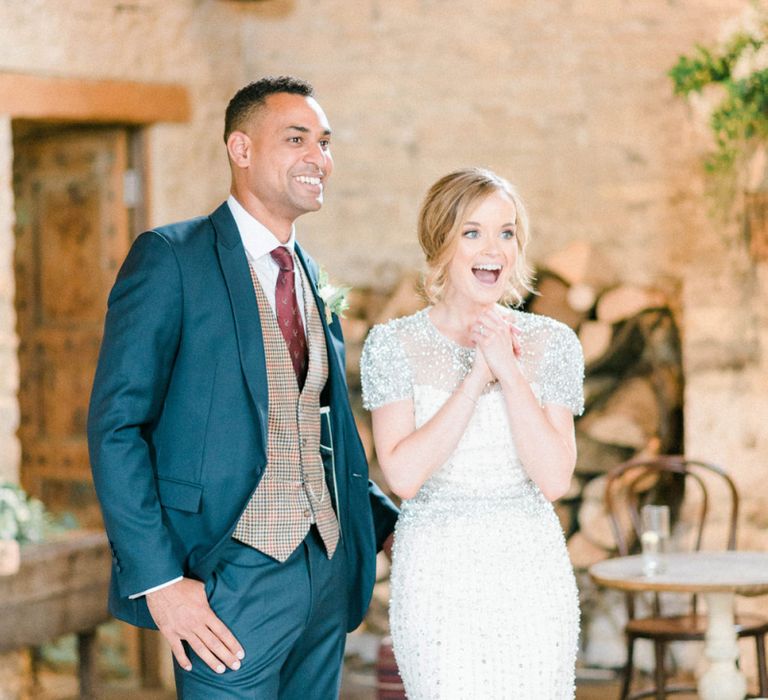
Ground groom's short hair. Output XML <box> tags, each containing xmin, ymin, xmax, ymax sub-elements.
<box><xmin>224</xmin><ymin>76</ymin><xmax>315</xmax><ymax>142</ymax></box>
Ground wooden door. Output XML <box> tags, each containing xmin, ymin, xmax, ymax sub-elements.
<box><xmin>13</xmin><ymin>125</ymin><xmax>135</xmax><ymax>527</ymax></box>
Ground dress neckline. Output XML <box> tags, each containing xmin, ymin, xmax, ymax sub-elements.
<box><xmin>422</xmin><ymin>307</ymin><xmax>475</xmax><ymax>353</ymax></box>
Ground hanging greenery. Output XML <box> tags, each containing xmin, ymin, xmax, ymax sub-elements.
<box><xmin>669</xmin><ymin>5</ymin><xmax>768</xmax><ymax>175</ymax></box>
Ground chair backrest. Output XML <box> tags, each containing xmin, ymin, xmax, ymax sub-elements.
<box><xmin>604</xmin><ymin>455</ymin><xmax>738</xmax><ymax>556</ymax></box>
<box><xmin>603</xmin><ymin>455</ymin><xmax>740</xmax><ymax>618</ymax></box>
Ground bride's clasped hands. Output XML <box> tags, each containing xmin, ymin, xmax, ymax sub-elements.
<box><xmin>468</xmin><ymin>307</ymin><xmax>522</xmax><ymax>385</ymax></box>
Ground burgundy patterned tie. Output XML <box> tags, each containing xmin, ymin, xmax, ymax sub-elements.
<box><xmin>270</xmin><ymin>246</ymin><xmax>308</xmax><ymax>389</ymax></box>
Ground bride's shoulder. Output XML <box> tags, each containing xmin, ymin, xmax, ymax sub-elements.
<box><xmin>365</xmin><ymin>307</ymin><xmax>430</xmax><ymax>343</ymax></box>
<box><xmin>509</xmin><ymin>309</ymin><xmax>581</xmax><ymax>351</ymax></box>
<box><xmin>361</xmin><ymin>311</ymin><xmax>427</xmax><ymax>409</ymax></box>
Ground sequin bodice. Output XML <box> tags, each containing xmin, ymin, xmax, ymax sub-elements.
<box><xmin>362</xmin><ymin>307</ymin><xmax>584</xmax><ymax>513</ymax></box>
<box><xmin>361</xmin><ymin>307</ymin><xmax>583</xmax><ymax>699</ymax></box>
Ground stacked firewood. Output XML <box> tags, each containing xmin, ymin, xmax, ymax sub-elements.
<box><xmin>526</xmin><ymin>241</ymin><xmax>684</xmax><ymax>569</ymax></box>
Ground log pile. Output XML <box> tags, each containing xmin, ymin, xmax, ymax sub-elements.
<box><xmin>524</xmin><ymin>240</ymin><xmax>684</xmax><ymax>569</ymax></box>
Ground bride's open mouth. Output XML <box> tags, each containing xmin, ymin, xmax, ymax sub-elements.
<box><xmin>472</xmin><ymin>263</ymin><xmax>502</xmax><ymax>285</ymax></box>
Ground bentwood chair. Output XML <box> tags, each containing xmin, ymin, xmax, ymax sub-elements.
<box><xmin>604</xmin><ymin>455</ymin><xmax>768</xmax><ymax>700</ymax></box>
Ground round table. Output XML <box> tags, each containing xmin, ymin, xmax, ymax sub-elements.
<box><xmin>590</xmin><ymin>551</ymin><xmax>768</xmax><ymax>700</ymax></box>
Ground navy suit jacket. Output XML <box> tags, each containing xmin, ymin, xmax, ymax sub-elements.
<box><xmin>87</xmin><ymin>203</ymin><xmax>398</xmax><ymax>631</ymax></box>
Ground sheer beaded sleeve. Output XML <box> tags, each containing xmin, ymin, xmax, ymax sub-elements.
<box><xmin>361</xmin><ymin>322</ymin><xmax>413</xmax><ymax>411</ymax></box>
<box><xmin>539</xmin><ymin>322</ymin><xmax>585</xmax><ymax>416</ymax></box>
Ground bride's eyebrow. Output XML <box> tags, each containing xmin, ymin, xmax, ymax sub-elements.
<box><xmin>461</xmin><ymin>221</ymin><xmax>516</xmax><ymax>227</ymax></box>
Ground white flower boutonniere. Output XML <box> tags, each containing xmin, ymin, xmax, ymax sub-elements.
<box><xmin>317</xmin><ymin>268</ymin><xmax>350</xmax><ymax>325</ymax></box>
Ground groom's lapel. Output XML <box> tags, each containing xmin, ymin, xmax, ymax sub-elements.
<box><xmin>211</xmin><ymin>202</ymin><xmax>268</xmax><ymax>446</ymax></box>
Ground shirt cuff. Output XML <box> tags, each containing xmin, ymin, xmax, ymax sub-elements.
<box><xmin>128</xmin><ymin>575</ymin><xmax>184</xmax><ymax>600</ymax></box>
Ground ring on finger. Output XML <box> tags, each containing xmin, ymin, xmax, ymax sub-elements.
<box><xmin>478</xmin><ymin>324</ymin><xmax>486</xmax><ymax>336</ymax></box>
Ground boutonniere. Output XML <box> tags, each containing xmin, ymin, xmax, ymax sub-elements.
<box><xmin>317</xmin><ymin>268</ymin><xmax>350</xmax><ymax>325</ymax></box>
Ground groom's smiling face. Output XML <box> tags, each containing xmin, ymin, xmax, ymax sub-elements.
<box><xmin>232</xmin><ymin>92</ymin><xmax>334</xmax><ymax>236</ymax></box>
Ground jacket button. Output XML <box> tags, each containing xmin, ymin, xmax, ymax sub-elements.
<box><xmin>301</xmin><ymin>438</ymin><xmax>308</xmax><ymax>447</ymax></box>
<box><xmin>304</xmin><ymin>510</ymin><xmax>311</xmax><ymax>518</ymax></box>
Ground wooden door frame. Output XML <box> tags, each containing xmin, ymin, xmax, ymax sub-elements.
<box><xmin>0</xmin><ymin>72</ymin><xmax>189</xmax><ymax>124</ymax></box>
<box><xmin>4</xmin><ymin>71</ymin><xmax>189</xmax><ymax>691</ymax></box>
<box><xmin>2</xmin><ymin>70</ymin><xmax>190</xmax><ymax>259</ymax></box>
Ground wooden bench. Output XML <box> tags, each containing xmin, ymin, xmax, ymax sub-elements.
<box><xmin>0</xmin><ymin>530</ymin><xmax>111</xmax><ymax>698</ymax></box>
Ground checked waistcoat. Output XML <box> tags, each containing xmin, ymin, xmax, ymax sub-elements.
<box><xmin>232</xmin><ymin>258</ymin><xmax>340</xmax><ymax>562</ymax></box>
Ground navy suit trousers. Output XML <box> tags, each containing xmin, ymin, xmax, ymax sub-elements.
<box><xmin>174</xmin><ymin>528</ymin><xmax>349</xmax><ymax>699</ymax></box>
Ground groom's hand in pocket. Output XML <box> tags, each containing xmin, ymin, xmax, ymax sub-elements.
<box><xmin>146</xmin><ymin>577</ymin><xmax>245</xmax><ymax>674</ymax></box>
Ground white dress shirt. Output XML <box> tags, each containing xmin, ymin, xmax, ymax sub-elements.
<box><xmin>130</xmin><ymin>196</ymin><xmax>307</xmax><ymax>599</ymax></box>
<box><xmin>226</xmin><ymin>195</ymin><xmax>307</xmax><ymax>332</ymax></box>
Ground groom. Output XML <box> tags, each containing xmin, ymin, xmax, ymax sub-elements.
<box><xmin>88</xmin><ymin>76</ymin><xmax>398</xmax><ymax>698</ymax></box>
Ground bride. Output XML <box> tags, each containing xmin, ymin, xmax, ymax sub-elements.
<box><xmin>361</xmin><ymin>168</ymin><xmax>583</xmax><ymax>698</ymax></box>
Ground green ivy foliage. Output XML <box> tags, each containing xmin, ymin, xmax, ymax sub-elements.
<box><xmin>670</xmin><ymin>25</ymin><xmax>768</xmax><ymax>172</ymax></box>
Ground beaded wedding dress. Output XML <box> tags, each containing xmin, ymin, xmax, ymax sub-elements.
<box><xmin>361</xmin><ymin>308</ymin><xmax>584</xmax><ymax>699</ymax></box>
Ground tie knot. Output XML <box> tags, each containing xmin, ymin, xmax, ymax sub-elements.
<box><xmin>270</xmin><ymin>246</ymin><xmax>294</xmax><ymax>272</ymax></box>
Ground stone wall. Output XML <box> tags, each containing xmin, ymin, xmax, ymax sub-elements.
<box><xmin>233</xmin><ymin>0</ymin><xmax>748</xmax><ymax>282</ymax></box>
<box><xmin>0</xmin><ymin>1</ymin><xmax>251</xmax><ymax>223</ymax></box>
<box><xmin>0</xmin><ymin>0</ymin><xmax>766</xmax><ymax>690</ymax></box>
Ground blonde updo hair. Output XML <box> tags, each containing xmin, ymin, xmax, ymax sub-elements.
<box><xmin>418</xmin><ymin>167</ymin><xmax>534</xmax><ymax>306</ymax></box>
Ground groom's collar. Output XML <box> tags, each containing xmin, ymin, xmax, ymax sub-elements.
<box><xmin>226</xmin><ymin>195</ymin><xmax>297</xmax><ymax>262</ymax></box>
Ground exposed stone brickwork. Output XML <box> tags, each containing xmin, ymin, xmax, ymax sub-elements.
<box><xmin>0</xmin><ymin>0</ymin><xmax>765</xmax><ymax>689</ymax></box>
